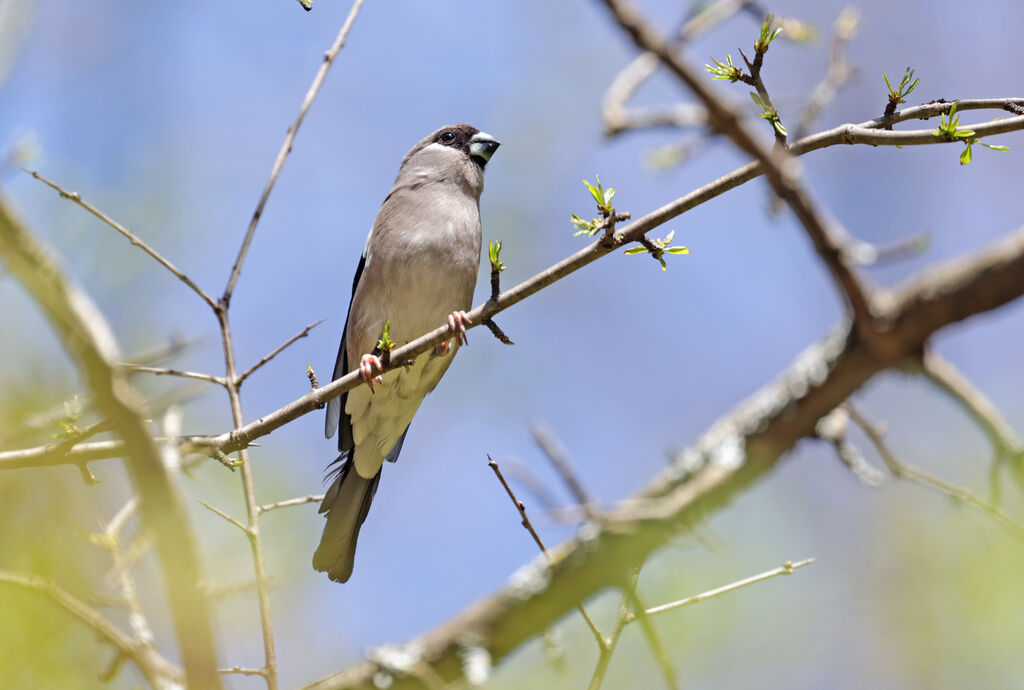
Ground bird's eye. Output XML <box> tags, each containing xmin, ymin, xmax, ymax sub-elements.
<box><xmin>440</xmin><ymin>131</ymin><xmax>456</xmax><ymax>143</ymax></box>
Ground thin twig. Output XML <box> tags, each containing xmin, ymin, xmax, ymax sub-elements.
<box><xmin>598</xmin><ymin>0</ymin><xmax>878</xmax><ymax>345</ymax></box>
<box><xmin>481</xmin><ymin>318</ymin><xmax>514</xmax><ymax>345</ymax></box>
<box><xmin>258</xmin><ymin>494</ymin><xmax>325</xmax><ymax>514</ymax></box>
<box><xmin>220</xmin><ymin>666</ymin><xmax>270</xmax><ymax>676</ymax></box>
<box><xmin>23</xmin><ymin>168</ymin><xmax>218</xmax><ymax>310</ymax></box>
<box><xmin>237</xmin><ymin>318</ymin><xmax>326</xmax><ymax>386</ymax></box>
<box><xmin>845</xmin><ymin>404</ymin><xmax>1024</xmax><ymax>542</ymax></box>
<box><xmin>815</xmin><ymin>407</ymin><xmax>885</xmax><ymax>486</ymax></box>
<box><xmin>791</xmin><ymin>7</ymin><xmax>860</xmax><ymax>141</ymax></box>
<box><xmin>199</xmin><ymin>500</ymin><xmax>252</xmax><ymax>536</ymax></box>
<box><xmin>601</xmin><ymin>0</ymin><xmax>751</xmax><ymax>136</ymax></box>
<box><xmin>209</xmin><ymin>9</ymin><xmax>368</xmax><ymax>682</ymax></box>
<box><xmin>487</xmin><ymin>456</ymin><xmax>608</xmax><ymax>651</ymax></box>
<box><xmin>222</xmin><ymin>0</ymin><xmax>365</xmax><ymax>304</ymax></box>
<box><xmin>118</xmin><ymin>363</ymin><xmax>226</xmax><ymax>386</ymax></box>
<box><xmin>622</xmin><ymin>565</ymin><xmax>678</xmax><ymax>689</ymax></box>
<box><xmin>587</xmin><ymin>587</ymin><xmax>632</xmax><ymax>690</ymax></box>
<box><xmin>630</xmin><ymin>558</ymin><xmax>815</xmax><ymax>620</ymax></box>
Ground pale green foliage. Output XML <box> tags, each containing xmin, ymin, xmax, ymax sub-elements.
<box><xmin>488</xmin><ymin>239</ymin><xmax>505</xmax><ymax>273</ymax></box>
<box><xmin>883</xmin><ymin>67</ymin><xmax>920</xmax><ymax>106</ymax></box>
<box><xmin>375</xmin><ymin>320</ymin><xmax>394</xmax><ymax>351</ymax></box>
<box><xmin>571</xmin><ymin>175</ymin><xmax>617</xmax><ymax>237</ymax></box>
<box><xmin>932</xmin><ymin>101</ymin><xmax>1011</xmax><ymax>165</ymax></box>
<box><xmin>624</xmin><ymin>230</ymin><xmax>689</xmax><ymax>271</ymax></box>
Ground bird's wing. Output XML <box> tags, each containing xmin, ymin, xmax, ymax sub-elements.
<box><xmin>324</xmin><ymin>250</ymin><xmax>367</xmax><ymax>450</ymax></box>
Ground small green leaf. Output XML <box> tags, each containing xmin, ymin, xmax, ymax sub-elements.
<box><xmin>979</xmin><ymin>142</ymin><xmax>1010</xmax><ymax>152</ymax></box>
<box><xmin>624</xmin><ymin>247</ymin><xmax>647</xmax><ymax>255</ymax></box>
<box><xmin>666</xmin><ymin>247</ymin><xmax>690</xmax><ymax>255</ymax></box>
<box><xmin>749</xmin><ymin>92</ymin><xmax>766</xmax><ymax>109</ymax></box>
<box><xmin>376</xmin><ymin>320</ymin><xmax>394</xmax><ymax>351</ymax></box>
<box><xmin>960</xmin><ymin>144</ymin><xmax>973</xmax><ymax>165</ymax></box>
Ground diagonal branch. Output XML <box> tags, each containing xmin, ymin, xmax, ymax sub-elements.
<box><xmin>917</xmin><ymin>350</ymin><xmax>1024</xmax><ymax>501</ymax></box>
<box><xmin>237</xmin><ymin>317</ymin><xmax>326</xmax><ymax>386</ymax></box>
<box><xmin>24</xmin><ymin>169</ymin><xmax>219</xmax><ymax>311</ymax></box>
<box><xmin>487</xmin><ymin>457</ymin><xmax>608</xmax><ymax>651</ymax></box>
<box><xmin>304</xmin><ymin>225</ymin><xmax>1024</xmax><ymax>690</ymax></box>
<box><xmin>630</xmin><ymin>558</ymin><xmax>815</xmax><ymax>620</ymax></box>
<box><xmin>4</xmin><ymin>101</ymin><xmax>1023</xmax><ymax>471</ymax></box>
<box><xmin>222</xmin><ymin>0</ymin><xmax>365</xmax><ymax>304</ymax></box>
<box><xmin>597</xmin><ymin>0</ymin><xmax>876</xmax><ymax>342</ymax></box>
<box><xmin>845</xmin><ymin>404</ymin><xmax>1024</xmax><ymax>542</ymax></box>
<box><xmin>118</xmin><ymin>363</ymin><xmax>227</xmax><ymax>386</ymax></box>
<box><xmin>0</xmin><ymin>570</ymin><xmax>183</xmax><ymax>687</ymax></box>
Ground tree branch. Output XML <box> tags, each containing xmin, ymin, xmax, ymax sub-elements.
<box><xmin>845</xmin><ymin>404</ymin><xmax>1024</xmax><ymax>541</ymax></box>
<box><xmin>0</xmin><ymin>570</ymin><xmax>183</xmax><ymax>687</ymax></box>
<box><xmin>303</xmin><ymin>225</ymin><xmax>1024</xmax><ymax>689</ymax></box>
<box><xmin>222</xmin><ymin>0</ymin><xmax>365</xmax><ymax>304</ymax></box>
<box><xmin>4</xmin><ymin>101</ymin><xmax>1023</xmax><ymax>472</ymax></box>
<box><xmin>118</xmin><ymin>363</ymin><xmax>227</xmax><ymax>386</ymax></box>
<box><xmin>237</xmin><ymin>317</ymin><xmax>326</xmax><ymax>386</ymax></box>
<box><xmin>0</xmin><ymin>195</ymin><xmax>222</xmax><ymax>688</ymax></box>
<box><xmin>917</xmin><ymin>350</ymin><xmax>1024</xmax><ymax>501</ymax></box>
<box><xmin>24</xmin><ymin>169</ymin><xmax>218</xmax><ymax>311</ymax></box>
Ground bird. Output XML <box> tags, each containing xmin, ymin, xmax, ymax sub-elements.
<box><xmin>314</xmin><ymin>123</ymin><xmax>500</xmax><ymax>583</ymax></box>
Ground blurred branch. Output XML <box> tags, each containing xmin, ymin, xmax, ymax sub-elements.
<box><xmin>791</xmin><ymin>7</ymin><xmax>860</xmax><ymax>141</ymax></box>
<box><xmin>587</xmin><ymin>571</ymin><xmax>635</xmax><ymax>690</ymax></box>
<box><xmin>222</xmin><ymin>0</ymin><xmax>364</xmax><ymax>304</ymax></box>
<box><xmin>221</xmin><ymin>666</ymin><xmax>270</xmax><ymax>676</ymax></box>
<box><xmin>842</xmin><ymin>231</ymin><xmax>929</xmax><ymax>267</ymax></box>
<box><xmin>815</xmin><ymin>406</ymin><xmax>885</xmax><ymax>486</ymax></box>
<box><xmin>24</xmin><ymin>168</ymin><xmax>218</xmax><ymax>310</ymax></box>
<box><xmin>487</xmin><ymin>456</ymin><xmax>608</xmax><ymax>652</ymax></box>
<box><xmin>0</xmin><ymin>570</ymin><xmax>183</xmax><ymax>687</ymax></box>
<box><xmin>601</xmin><ymin>0</ymin><xmax>752</xmax><ymax>136</ymax></box>
<box><xmin>622</xmin><ymin>567</ymin><xmax>678</xmax><ymax>690</ymax></box>
<box><xmin>916</xmin><ymin>351</ymin><xmax>1024</xmax><ymax>502</ymax></box>
<box><xmin>237</xmin><ymin>317</ymin><xmax>326</xmax><ymax>386</ymax></box>
<box><xmin>845</xmin><ymin>404</ymin><xmax>1024</xmax><ymax>542</ymax></box>
<box><xmin>0</xmin><ymin>196</ymin><xmax>221</xmax><ymax>687</ymax></box>
<box><xmin>599</xmin><ymin>0</ymin><xmax>880</xmax><ymax>344</ymax></box>
<box><xmin>305</xmin><ymin>224</ymin><xmax>1024</xmax><ymax>690</ymax></box>
<box><xmin>531</xmin><ymin>420</ymin><xmax>599</xmax><ymax>521</ymax></box>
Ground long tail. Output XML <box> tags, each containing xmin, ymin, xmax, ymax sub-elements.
<box><xmin>312</xmin><ymin>457</ymin><xmax>381</xmax><ymax>583</ymax></box>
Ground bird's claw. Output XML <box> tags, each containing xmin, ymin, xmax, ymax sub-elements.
<box><xmin>359</xmin><ymin>354</ymin><xmax>384</xmax><ymax>393</ymax></box>
<box><xmin>446</xmin><ymin>310</ymin><xmax>472</xmax><ymax>348</ymax></box>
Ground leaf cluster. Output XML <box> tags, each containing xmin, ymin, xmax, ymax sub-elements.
<box><xmin>625</xmin><ymin>230</ymin><xmax>689</xmax><ymax>271</ymax></box>
<box><xmin>571</xmin><ymin>176</ymin><xmax>617</xmax><ymax>236</ymax></box>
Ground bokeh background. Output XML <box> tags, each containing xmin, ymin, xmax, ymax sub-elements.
<box><xmin>1</xmin><ymin>1</ymin><xmax>1023</xmax><ymax>688</ymax></box>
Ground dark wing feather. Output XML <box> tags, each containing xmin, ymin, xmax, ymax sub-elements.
<box><xmin>324</xmin><ymin>252</ymin><xmax>367</xmax><ymax>450</ymax></box>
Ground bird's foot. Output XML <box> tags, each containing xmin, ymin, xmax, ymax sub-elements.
<box><xmin>359</xmin><ymin>354</ymin><xmax>384</xmax><ymax>393</ymax></box>
<box><xmin>446</xmin><ymin>310</ymin><xmax>471</xmax><ymax>348</ymax></box>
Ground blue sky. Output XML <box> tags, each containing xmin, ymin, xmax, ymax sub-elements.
<box><xmin>2</xmin><ymin>1</ymin><xmax>1023</xmax><ymax>687</ymax></box>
